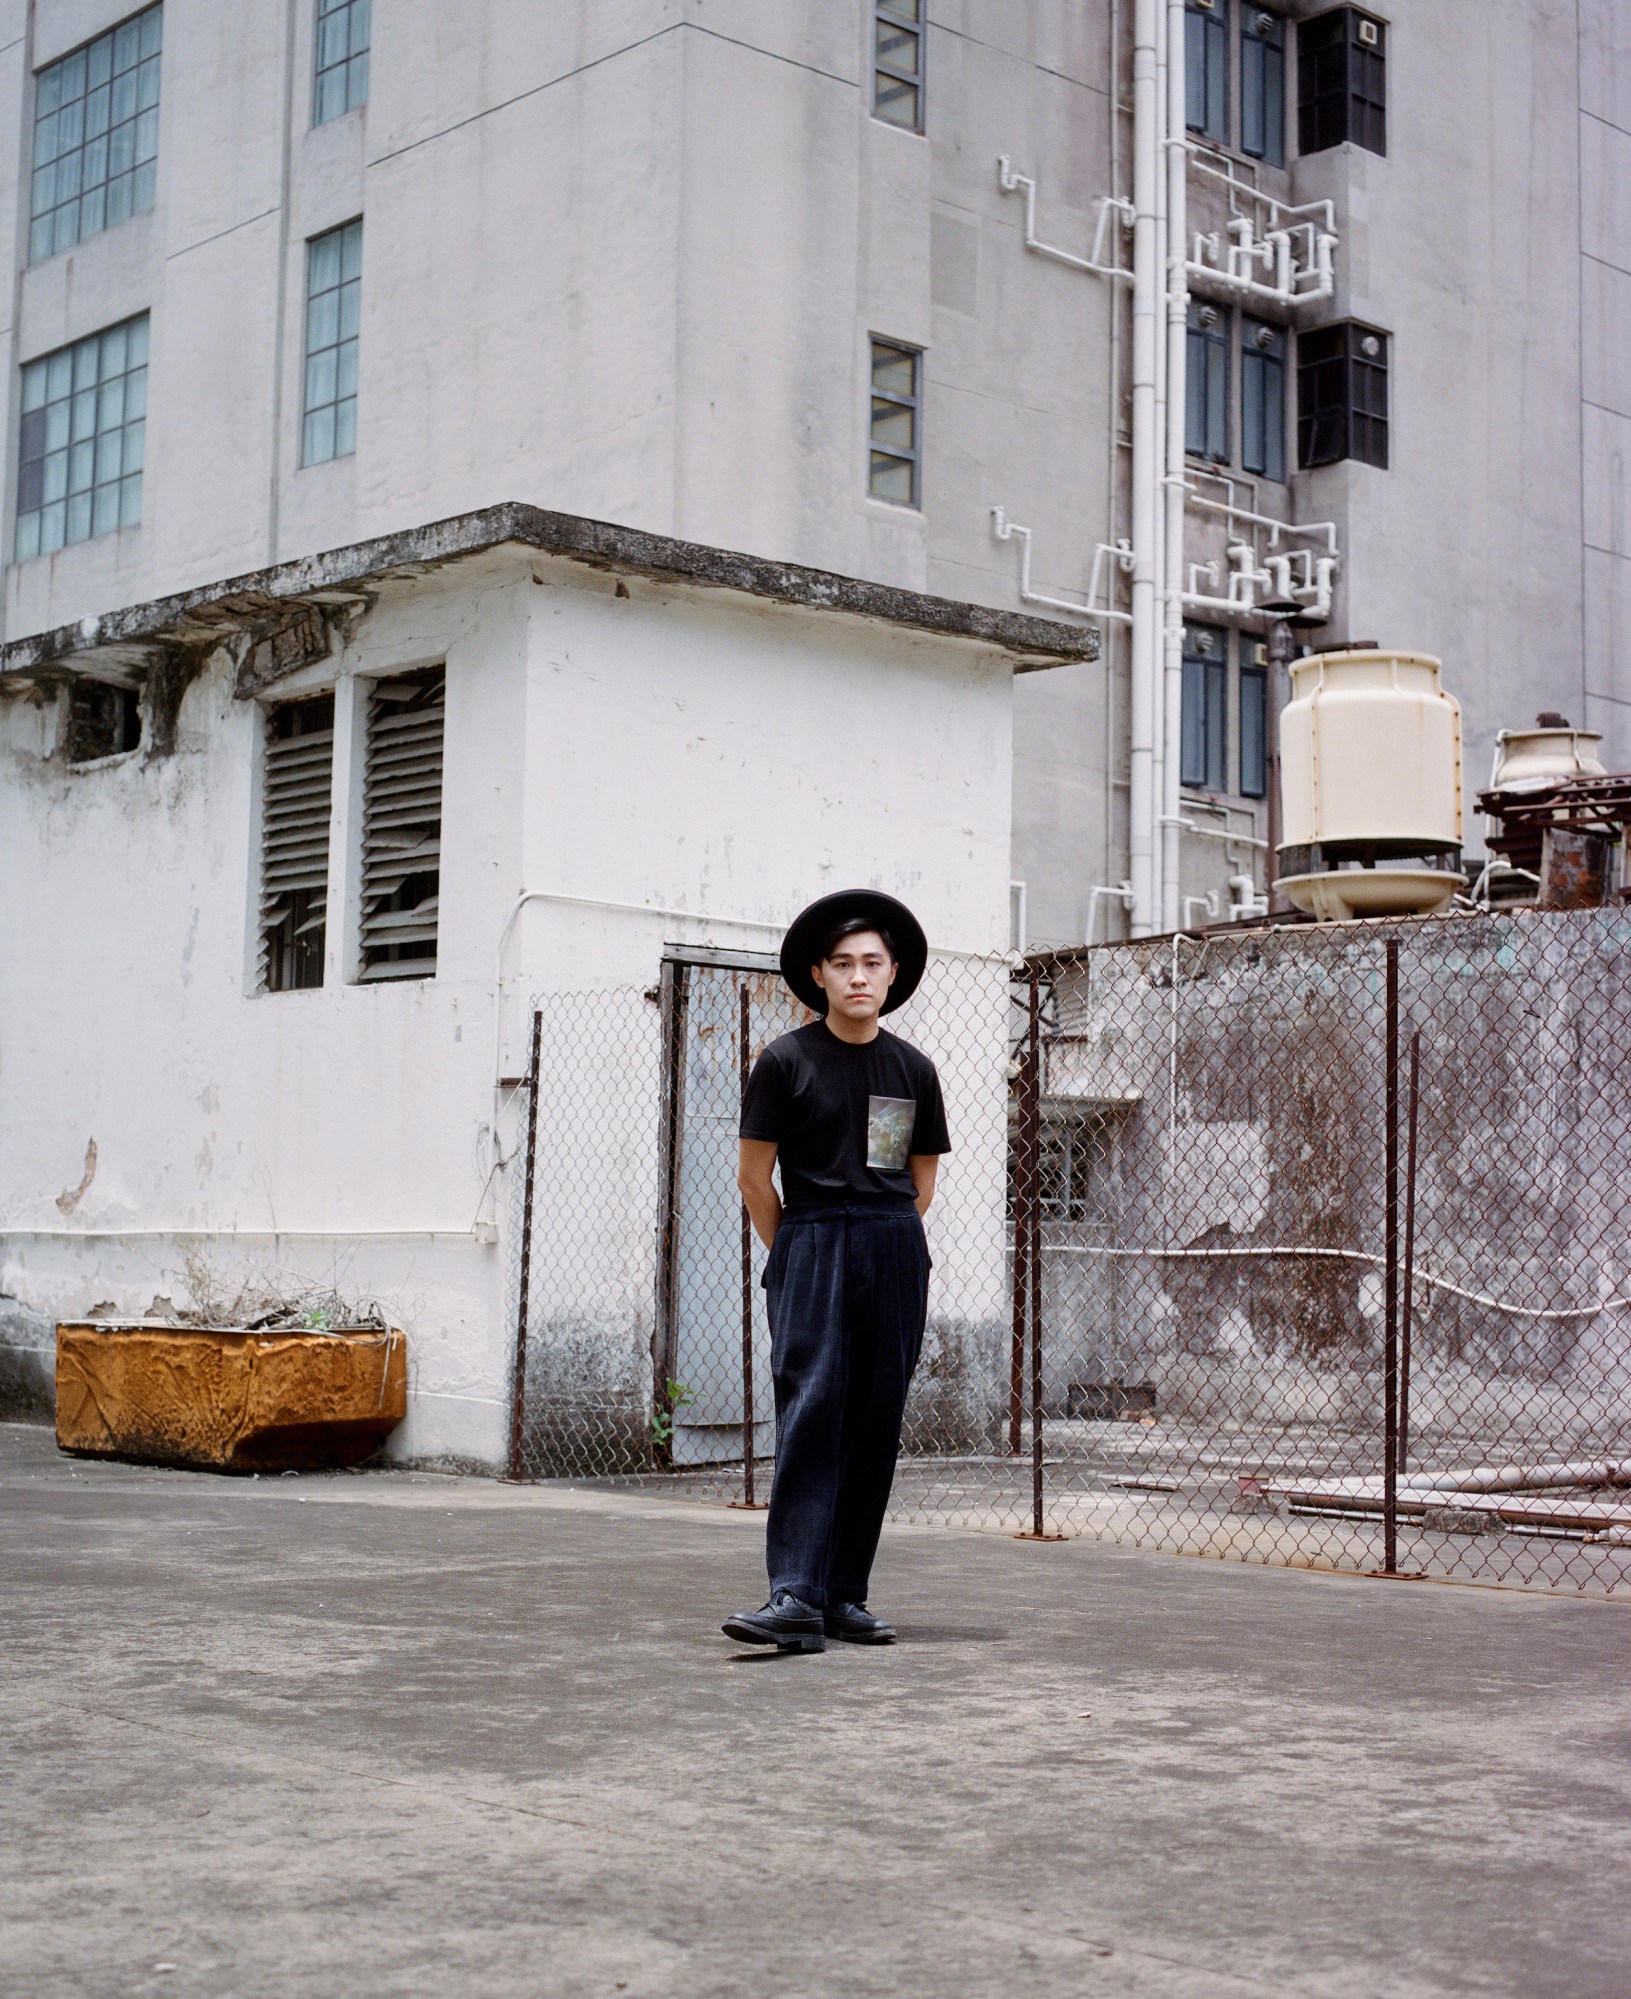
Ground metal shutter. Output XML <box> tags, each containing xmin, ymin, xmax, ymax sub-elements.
<box><xmin>359</xmin><ymin>667</ymin><xmax>444</xmax><ymax>981</ymax></box>
<box><xmin>260</xmin><ymin>694</ymin><xmax>335</xmax><ymax>992</ymax></box>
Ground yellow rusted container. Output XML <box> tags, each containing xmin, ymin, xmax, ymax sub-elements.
<box><xmin>55</xmin><ymin>1323</ymin><xmax>406</xmax><ymax>1472</ymax></box>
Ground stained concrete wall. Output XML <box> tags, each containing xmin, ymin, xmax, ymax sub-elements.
<box><xmin>0</xmin><ymin>544</ymin><xmax>1021</xmax><ymax>1467</ymax></box>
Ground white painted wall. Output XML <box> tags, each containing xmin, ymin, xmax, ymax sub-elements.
<box><xmin>0</xmin><ymin>544</ymin><xmax>1021</xmax><ymax>1464</ymax></box>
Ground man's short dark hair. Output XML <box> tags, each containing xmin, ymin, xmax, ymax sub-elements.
<box><xmin>818</xmin><ymin>915</ymin><xmax>897</xmax><ymax>964</ymax></box>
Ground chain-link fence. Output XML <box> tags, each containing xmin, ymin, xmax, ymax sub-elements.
<box><xmin>505</xmin><ymin>910</ymin><xmax>1631</xmax><ymax>1595</ymax></box>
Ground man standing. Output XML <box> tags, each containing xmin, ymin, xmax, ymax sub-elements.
<box><xmin>724</xmin><ymin>890</ymin><xmax>949</xmax><ymax>1652</ymax></box>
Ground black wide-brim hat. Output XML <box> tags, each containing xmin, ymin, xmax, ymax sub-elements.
<box><xmin>779</xmin><ymin>889</ymin><xmax>928</xmax><ymax>1016</ymax></box>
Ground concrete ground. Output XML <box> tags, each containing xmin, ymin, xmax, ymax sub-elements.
<box><xmin>3</xmin><ymin>1422</ymin><xmax>1629</xmax><ymax>1999</ymax></box>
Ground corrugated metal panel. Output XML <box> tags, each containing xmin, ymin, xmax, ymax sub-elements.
<box><xmin>359</xmin><ymin>668</ymin><xmax>444</xmax><ymax>982</ymax></box>
<box><xmin>260</xmin><ymin>694</ymin><xmax>335</xmax><ymax>992</ymax></box>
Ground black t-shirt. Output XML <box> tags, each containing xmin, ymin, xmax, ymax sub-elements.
<box><xmin>739</xmin><ymin>1022</ymin><xmax>951</xmax><ymax>1207</ymax></box>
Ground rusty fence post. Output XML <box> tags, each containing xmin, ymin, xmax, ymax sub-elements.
<box><xmin>737</xmin><ymin>980</ymin><xmax>760</xmax><ymax>1508</ymax></box>
<box><xmin>1009</xmin><ymin>977</ymin><xmax>1033</xmax><ymax>1457</ymax></box>
<box><xmin>1027</xmin><ymin>967</ymin><xmax>1045</xmax><ymax>1538</ymax></box>
<box><xmin>506</xmin><ymin>1007</ymin><xmax>544</xmax><ymax>1483</ymax></box>
<box><xmin>1382</xmin><ymin>938</ymin><xmax>1400</xmax><ymax>1574</ymax></box>
<box><xmin>1399</xmin><ymin>1029</ymin><xmax>1421</xmax><ymax>1475</ymax></box>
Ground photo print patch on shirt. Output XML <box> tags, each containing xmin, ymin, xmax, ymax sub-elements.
<box><xmin>866</xmin><ymin>1095</ymin><xmax>917</xmax><ymax>1172</ymax></box>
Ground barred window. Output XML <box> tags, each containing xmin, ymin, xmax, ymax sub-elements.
<box><xmin>1298</xmin><ymin>8</ymin><xmax>1385</xmax><ymax>157</ymax></box>
<box><xmin>260</xmin><ymin>695</ymin><xmax>335</xmax><ymax>994</ymax></box>
<box><xmin>868</xmin><ymin>339</ymin><xmax>922</xmax><ymax>507</ymax></box>
<box><xmin>15</xmin><ymin>315</ymin><xmax>148</xmax><ymax>560</ymax></box>
<box><xmin>1185</xmin><ymin>302</ymin><xmax>1230</xmax><ymax>463</ymax></box>
<box><xmin>302</xmin><ymin>220</ymin><xmax>362</xmax><ymax>466</ymax></box>
<box><xmin>29</xmin><ymin>4</ymin><xmax>162</xmax><ymax>263</ymax></box>
<box><xmin>359</xmin><ymin>668</ymin><xmax>445</xmax><ymax>982</ymax></box>
<box><xmin>1181</xmin><ymin>623</ymin><xmax>1229</xmax><ymax>794</ymax></box>
<box><xmin>314</xmin><ymin>0</ymin><xmax>370</xmax><ymax>125</ymax></box>
<box><xmin>873</xmin><ymin>0</ymin><xmax>924</xmax><ymax>133</ymax></box>
<box><xmin>1298</xmin><ymin>321</ymin><xmax>1389</xmax><ymax>469</ymax></box>
<box><xmin>1185</xmin><ymin>0</ymin><xmax>1228</xmax><ymax>144</ymax></box>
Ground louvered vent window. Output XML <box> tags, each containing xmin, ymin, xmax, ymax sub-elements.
<box><xmin>360</xmin><ymin>667</ymin><xmax>444</xmax><ymax>981</ymax></box>
<box><xmin>260</xmin><ymin>694</ymin><xmax>335</xmax><ymax>993</ymax></box>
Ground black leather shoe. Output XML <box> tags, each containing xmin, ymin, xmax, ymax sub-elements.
<box><xmin>823</xmin><ymin>1601</ymin><xmax>896</xmax><ymax>1644</ymax></box>
<box><xmin>722</xmin><ymin>1591</ymin><xmax>826</xmax><ymax>1651</ymax></box>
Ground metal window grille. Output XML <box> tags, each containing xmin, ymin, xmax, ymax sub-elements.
<box><xmin>1185</xmin><ymin>0</ymin><xmax>1229</xmax><ymax>144</ymax></box>
<box><xmin>1185</xmin><ymin>302</ymin><xmax>1230</xmax><ymax>463</ymax></box>
<box><xmin>314</xmin><ymin>0</ymin><xmax>370</xmax><ymax>125</ymax></box>
<box><xmin>869</xmin><ymin>339</ymin><xmax>922</xmax><ymax>507</ymax></box>
<box><xmin>1240</xmin><ymin>8</ymin><xmax>1286</xmax><ymax>166</ymax></box>
<box><xmin>302</xmin><ymin>220</ymin><xmax>362</xmax><ymax>466</ymax></box>
<box><xmin>505</xmin><ymin>911</ymin><xmax>1631</xmax><ymax>1601</ymax></box>
<box><xmin>1298</xmin><ymin>7</ymin><xmax>1386</xmax><ymax>157</ymax></box>
<box><xmin>872</xmin><ymin>0</ymin><xmax>924</xmax><ymax>132</ymax></box>
<box><xmin>1242</xmin><ymin>318</ymin><xmax>1287</xmax><ymax>481</ymax></box>
<box><xmin>29</xmin><ymin>4</ymin><xmax>161</xmax><ymax>264</ymax></box>
<box><xmin>358</xmin><ymin>667</ymin><xmax>444</xmax><ymax>983</ymax></box>
<box><xmin>15</xmin><ymin>315</ymin><xmax>148</xmax><ymax>561</ymax></box>
<box><xmin>1298</xmin><ymin>321</ymin><xmax>1388</xmax><ymax>470</ymax></box>
<box><xmin>260</xmin><ymin>694</ymin><xmax>335</xmax><ymax>994</ymax></box>
<box><xmin>1239</xmin><ymin>650</ymin><xmax>1268</xmax><ymax>798</ymax></box>
<box><xmin>1181</xmin><ymin>623</ymin><xmax>1229</xmax><ymax>792</ymax></box>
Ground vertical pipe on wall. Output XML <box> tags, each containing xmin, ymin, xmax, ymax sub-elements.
<box><xmin>1128</xmin><ymin>0</ymin><xmax>1161</xmax><ymax>936</ymax></box>
<box><xmin>505</xmin><ymin>1009</ymin><xmax>544</xmax><ymax>1483</ymax></box>
<box><xmin>1160</xmin><ymin>0</ymin><xmax>1189</xmax><ymax>934</ymax></box>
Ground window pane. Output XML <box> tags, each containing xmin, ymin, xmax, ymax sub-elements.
<box><xmin>873</xmin><ymin>76</ymin><xmax>920</xmax><ymax>128</ymax></box>
<box><xmin>1241</xmin><ymin>13</ymin><xmax>1286</xmax><ymax>166</ymax></box>
<box><xmin>30</xmin><ymin>5</ymin><xmax>162</xmax><ymax>261</ymax></box>
<box><xmin>872</xmin><ymin>345</ymin><xmax>916</xmax><ymax>394</ymax></box>
<box><xmin>871</xmin><ymin>400</ymin><xmax>915</xmax><ymax>451</ymax></box>
<box><xmin>315</xmin><ymin>0</ymin><xmax>371</xmax><ymax>124</ymax></box>
<box><xmin>1185</xmin><ymin>0</ymin><xmax>1228</xmax><ymax>143</ymax></box>
<box><xmin>869</xmin><ymin>452</ymin><xmax>914</xmax><ymax>504</ymax></box>
<box><xmin>12</xmin><ymin>312</ymin><xmax>149</xmax><ymax>558</ymax></box>
<box><xmin>1240</xmin><ymin>663</ymin><xmax>1267</xmax><ymax>797</ymax></box>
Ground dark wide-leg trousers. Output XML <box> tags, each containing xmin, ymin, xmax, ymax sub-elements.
<box><xmin>763</xmin><ymin>1201</ymin><xmax>930</xmax><ymax>1608</ymax></box>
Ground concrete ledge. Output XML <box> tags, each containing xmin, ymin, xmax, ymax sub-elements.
<box><xmin>0</xmin><ymin>502</ymin><xmax>1099</xmax><ymax>692</ymax></box>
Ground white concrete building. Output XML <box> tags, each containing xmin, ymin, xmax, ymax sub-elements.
<box><xmin>0</xmin><ymin>506</ymin><xmax>1087</xmax><ymax>1461</ymax></box>
<box><xmin>1</xmin><ymin>0</ymin><xmax>1625</xmax><ymax>1450</ymax></box>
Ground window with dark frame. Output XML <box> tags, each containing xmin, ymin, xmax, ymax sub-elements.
<box><xmin>1298</xmin><ymin>321</ymin><xmax>1388</xmax><ymax>469</ymax></box>
<box><xmin>1185</xmin><ymin>0</ymin><xmax>1229</xmax><ymax>144</ymax></box>
<box><xmin>359</xmin><ymin>667</ymin><xmax>445</xmax><ymax>983</ymax></box>
<box><xmin>872</xmin><ymin>0</ymin><xmax>924</xmax><ymax>132</ymax></box>
<box><xmin>1297</xmin><ymin>8</ymin><xmax>1385</xmax><ymax>157</ymax></box>
<box><xmin>302</xmin><ymin>219</ymin><xmax>361</xmax><ymax>466</ymax></box>
<box><xmin>15</xmin><ymin>314</ymin><xmax>148</xmax><ymax>560</ymax></box>
<box><xmin>314</xmin><ymin>0</ymin><xmax>370</xmax><ymax>125</ymax></box>
<box><xmin>1239</xmin><ymin>646</ymin><xmax>1268</xmax><ymax>798</ymax></box>
<box><xmin>1037</xmin><ymin>1112</ymin><xmax>1115</xmax><ymax>1223</ymax></box>
<box><xmin>1242</xmin><ymin>317</ymin><xmax>1287</xmax><ymax>481</ymax></box>
<box><xmin>1186</xmin><ymin>302</ymin><xmax>1230</xmax><ymax>463</ymax></box>
<box><xmin>66</xmin><ymin>680</ymin><xmax>142</xmax><ymax>763</ymax></box>
<box><xmin>1181</xmin><ymin>624</ymin><xmax>1229</xmax><ymax>794</ymax></box>
<box><xmin>260</xmin><ymin>694</ymin><xmax>335</xmax><ymax>994</ymax></box>
<box><xmin>868</xmin><ymin>339</ymin><xmax>921</xmax><ymax>506</ymax></box>
<box><xmin>1240</xmin><ymin>7</ymin><xmax>1286</xmax><ymax>165</ymax></box>
<box><xmin>29</xmin><ymin>4</ymin><xmax>162</xmax><ymax>264</ymax></box>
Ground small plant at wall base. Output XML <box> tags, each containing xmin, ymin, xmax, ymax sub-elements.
<box><xmin>649</xmin><ymin>1377</ymin><xmax>697</xmax><ymax>1452</ymax></box>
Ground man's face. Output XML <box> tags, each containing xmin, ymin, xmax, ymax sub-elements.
<box><xmin>813</xmin><ymin>930</ymin><xmax>898</xmax><ymax>1022</ymax></box>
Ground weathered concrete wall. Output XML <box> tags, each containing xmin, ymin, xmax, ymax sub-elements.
<box><xmin>1043</xmin><ymin>910</ymin><xmax>1631</xmax><ymax>1441</ymax></box>
<box><xmin>1</xmin><ymin>546</ymin><xmax>1023</xmax><ymax>1470</ymax></box>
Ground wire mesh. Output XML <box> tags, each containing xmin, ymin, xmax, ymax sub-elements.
<box><xmin>505</xmin><ymin>910</ymin><xmax>1631</xmax><ymax>1595</ymax></box>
